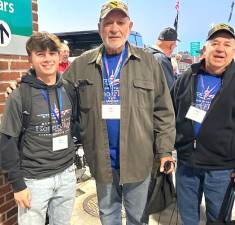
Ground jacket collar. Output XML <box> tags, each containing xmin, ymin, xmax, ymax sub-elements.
<box><xmin>88</xmin><ymin>41</ymin><xmax>141</xmax><ymax>65</ymax></box>
<box><xmin>191</xmin><ymin>59</ymin><xmax>235</xmax><ymax>77</ymax></box>
<box><xmin>191</xmin><ymin>60</ymin><xmax>205</xmax><ymax>76</ymax></box>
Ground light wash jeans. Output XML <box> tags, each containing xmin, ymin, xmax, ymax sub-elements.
<box><xmin>18</xmin><ymin>164</ymin><xmax>76</xmax><ymax>225</ymax></box>
<box><xmin>96</xmin><ymin>169</ymin><xmax>150</xmax><ymax>225</ymax></box>
<box><xmin>176</xmin><ymin>161</ymin><xmax>233</xmax><ymax>225</ymax></box>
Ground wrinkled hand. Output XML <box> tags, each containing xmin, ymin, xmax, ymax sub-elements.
<box><xmin>160</xmin><ymin>156</ymin><xmax>175</xmax><ymax>174</ymax></box>
<box><xmin>4</xmin><ymin>77</ymin><xmax>22</xmax><ymax>98</ymax></box>
<box><xmin>14</xmin><ymin>188</ymin><xmax>31</xmax><ymax>209</ymax></box>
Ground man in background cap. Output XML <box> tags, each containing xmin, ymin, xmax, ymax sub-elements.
<box><xmin>63</xmin><ymin>0</ymin><xmax>176</xmax><ymax>224</ymax></box>
<box><xmin>171</xmin><ymin>23</ymin><xmax>235</xmax><ymax>225</ymax></box>
<box><xmin>147</xmin><ymin>27</ymin><xmax>179</xmax><ymax>89</ymax></box>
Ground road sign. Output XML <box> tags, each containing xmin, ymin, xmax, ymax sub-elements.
<box><xmin>190</xmin><ymin>42</ymin><xmax>200</xmax><ymax>57</ymax></box>
<box><xmin>0</xmin><ymin>20</ymin><xmax>11</xmax><ymax>47</ymax></box>
<box><xmin>0</xmin><ymin>0</ymin><xmax>32</xmax><ymax>55</ymax></box>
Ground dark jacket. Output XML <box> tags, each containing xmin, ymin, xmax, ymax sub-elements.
<box><xmin>146</xmin><ymin>46</ymin><xmax>175</xmax><ymax>89</ymax></box>
<box><xmin>171</xmin><ymin>60</ymin><xmax>235</xmax><ymax>169</ymax></box>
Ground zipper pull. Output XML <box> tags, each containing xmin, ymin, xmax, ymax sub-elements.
<box><xmin>194</xmin><ymin>139</ymin><xmax>197</xmax><ymax>150</ymax></box>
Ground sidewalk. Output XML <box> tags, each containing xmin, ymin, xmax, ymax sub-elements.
<box><xmin>70</xmin><ymin>170</ymin><xmax>207</xmax><ymax>225</ymax></box>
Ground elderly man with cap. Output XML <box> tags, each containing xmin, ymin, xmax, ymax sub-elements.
<box><xmin>147</xmin><ymin>27</ymin><xmax>179</xmax><ymax>89</ymax></box>
<box><xmin>171</xmin><ymin>23</ymin><xmax>235</xmax><ymax>225</ymax></box>
<box><xmin>63</xmin><ymin>0</ymin><xmax>175</xmax><ymax>224</ymax></box>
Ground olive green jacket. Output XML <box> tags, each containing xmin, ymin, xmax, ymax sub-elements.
<box><xmin>64</xmin><ymin>43</ymin><xmax>175</xmax><ymax>184</ymax></box>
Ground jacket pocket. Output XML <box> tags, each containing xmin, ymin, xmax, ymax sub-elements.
<box><xmin>77</xmin><ymin>79</ymin><xmax>94</xmax><ymax>110</ymax></box>
<box><xmin>133</xmin><ymin>80</ymin><xmax>154</xmax><ymax>108</ymax></box>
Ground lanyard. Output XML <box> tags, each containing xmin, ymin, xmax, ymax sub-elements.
<box><xmin>40</xmin><ymin>88</ymin><xmax>63</xmax><ymax>125</ymax></box>
<box><xmin>200</xmin><ymin>76</ymin><xmax>221</xmax><ymax>100</ymax></box>
<box><xmin>103</xmin><ymin>48</ymin><xmax>125</xmax><ymax>97</ymax></box>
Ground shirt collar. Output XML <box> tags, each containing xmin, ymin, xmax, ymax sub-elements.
<box><xmin>88</xmin><ymin>42</ymin><xmax>141</xmax><ymax>65</ymax></box>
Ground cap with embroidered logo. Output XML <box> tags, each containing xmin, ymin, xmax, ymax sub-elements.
<box><xmin>100</xmin><ymin>0</ymin><xmax>129</xmax><ymax>20</ymax></box>
<box><xmin>207</xmin><ymin>23</ymin><xmax>235</xmax><ymax>40</ymax></box>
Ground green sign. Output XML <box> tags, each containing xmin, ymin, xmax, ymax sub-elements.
<box><xmin>190</xmin><ymin>42</ymin><xmax>200</xmax><ymax>57</ymax></box>
<box><xmin>0</xmin><ymin>0</ymin><xmax>32</xmax><ymax>55</ymax></box>
<box><xmin>0</xmin><ymin>0</ymin><xmax>32</xmax><ymax>36</ymax></box>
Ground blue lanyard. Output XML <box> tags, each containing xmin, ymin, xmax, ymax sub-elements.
<box><xmin>103</xmin><ymin>48</ymin><xmax>125</xmax><ymax>96</ymax></box>
<box><xmin>40</xmin><ymin>88</ymin><xmax>63</xmax><ymax>125</ymax></box>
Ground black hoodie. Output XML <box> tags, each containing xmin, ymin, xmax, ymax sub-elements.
<box><xmin>0</xmin><ymin>69</ymin><xmax>75</xmax><ymax>192</ymax></box>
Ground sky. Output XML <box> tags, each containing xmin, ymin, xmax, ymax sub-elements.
<box><xmin>37</xmin><ymin>0</ymin><xmax>235</xmax><ymax>52</ymax></box>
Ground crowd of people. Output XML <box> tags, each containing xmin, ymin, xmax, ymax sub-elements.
<box><xmin>0</xmin><ymin>0</ymin><xmax>235</xmax><ymax>225</ymax></box>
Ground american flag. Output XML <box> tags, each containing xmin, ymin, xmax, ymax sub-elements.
<box><xmin>228</xmin><ymin>0</ymin><xmax>235</xmax><ymax>22</ymax></box>
<box><xmin>174</xmin><ymin>0</ymin><xmax>180</xmax><ymax>32</ymax></box>
<box><xmin>175</xmin><ymin>0</ymin><xmax>180</xmax><ymax>13</ymax></box>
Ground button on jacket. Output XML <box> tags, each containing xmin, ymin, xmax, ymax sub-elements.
<box><xmin>64</xmin><ymin>43</ymin><xmax>175</xmax><ymax>184</ymax></box>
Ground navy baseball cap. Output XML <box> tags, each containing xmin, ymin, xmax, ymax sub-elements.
<box><xmin>158</xmin><ymin>27</ymin><xmax>180</xmax><ymax>41</ymax></box>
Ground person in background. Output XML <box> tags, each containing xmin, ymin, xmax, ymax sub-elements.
<box><xmin>171</xmin><ymin>23</ymin><xmax>235</xmax><ymax>225</ymax></box>
<box><xmin>0</xmin><ymin>32</ymin><xmax>76</xmax><ymax>225</ymax></box>
<box><xmin>171</xmin><ymin>54</ymin><xmax>181</xmax><ymax>76</ymax></box>
<box><xmin>58</xmin><ymin>42</ymin><xmax>71</xmax><ymax>73</ymax></box>
<box><xmin>63</xmin><ymin>0</ymin><xmax>176</xmax><ymax>224</ymax></box>
<box><xmin>146</xmin><ymin>27</ymin><xmax>179</xmax><ymax>89</ymax></box>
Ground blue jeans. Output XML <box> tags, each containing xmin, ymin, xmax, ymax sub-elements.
<box><xmin>96</xmin><ymin>169</ymin><xmax>150</xmax><ymax>225</ymax></box>
<box><xmin>176</xmin><ymin>161</ymin><xmax>233</xmax><ymax>225</ymax></box>
<box><xmin>18</xmin><ymin>164</ymin><xmax>76</xmax><ymax>225</ymax></box>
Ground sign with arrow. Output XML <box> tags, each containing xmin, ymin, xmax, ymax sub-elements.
<box><xmin>0</xmin><ymin>20</ymin><xmax>11</xmax><ymax>47</ymax></box>
<box><xmin>0</xmin><ymin>0</ymin><xmax>32</xmax><ymax>55</ymax></box>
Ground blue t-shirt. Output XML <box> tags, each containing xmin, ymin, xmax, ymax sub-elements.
<box><xmin>102</xmin><ymin>45</ymin><xmax>127</xmax><ymax>169</ymax></box>
<box><xmin>194</xmin><ymin>73</ymin><xmax>222</xmax><ymax>136</ymax></box>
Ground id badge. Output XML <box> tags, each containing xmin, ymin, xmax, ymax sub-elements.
<box><xmin>102</xmin><ymin>104</ymin><xmax>120</xmax><ymax>119</ymax></box>
<box><xmin>52</xmin><ymin>135</ymin><xmax>68</xmax><ymax>151</ymax></box>
<box><xmin>185</xmin><ymin>106</ymin><xmax>206</xmax><ymax>123</ymax></box>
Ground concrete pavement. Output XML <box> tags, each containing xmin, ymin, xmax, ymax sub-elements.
<box><xmin>70</xmin><ymin>169</ymin><xmax>207</xmax><ymax>225</ymax></box>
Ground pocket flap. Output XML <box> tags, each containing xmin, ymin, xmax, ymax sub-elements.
<box><xmin>133</xmin><ymin>80</ymin><xmax>154</xmax><ymax>90</ymax></box>
<box><xmin>77</xmin><ymin>79</ymin><xmax>94</xmax><ymax>86</ymax></box>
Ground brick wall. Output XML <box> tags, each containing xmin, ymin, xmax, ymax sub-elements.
<box><xmin>0</xmin><ymin>1</ymin><xmax>38</xmax><ymax>224</ymax></box>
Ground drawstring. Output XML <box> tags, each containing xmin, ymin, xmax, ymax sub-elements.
<box><xmin>46</xmin><ymin>88</ymin><xmax>53</xmax><ymax>134</ymax></box>
<box><xmin>55</xmin><ymin>88</ymin><xmax>62</xmax><ymax>125</ymax></box>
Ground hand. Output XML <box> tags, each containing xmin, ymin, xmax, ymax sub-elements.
<box><xmin>160</xmin><ymin>156</ymin><xmax>175</xmax><ymax>174</ymax></box>
<box><xmin>4</xmin><ymin>77</ymin><xmax>22</xmax><ymax>98</ymax></box>
<box><xmin>14</xmin><ymin>188</ymin><xmax>31</xmax><ymax>209</ymax></box>
<box><xmin>231</xmin><ymin>172</ymin><xmax>235</xmax><ymax>182</ymax></box>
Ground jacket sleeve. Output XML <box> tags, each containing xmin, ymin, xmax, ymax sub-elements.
<box><xmin>152</xmin><ymin>55</ymin><xmax>176</xmax><ymax>158</ymax></box>
<box><xmin>170</xmin><ymin>73</ymin><xmax>184</xmax><ymax>117</ymax></box>
<box><xmin>154</xmin><ymin>53</ymin><xmax>175</xmax><ymax>89</ymax></box>
<box><xmin>63</xmin><ymin>56</ymin><xmax>82</xmax><ymax>84</ymax></box>
<box><xmin>0</xmin><ymin>89</ymin><xmax>26</xmax><ymax>192</ymax></box>
<box><xmin>0</xmin><ymin>134</ymin><xmax>26</xmax><ymax>192</ymax></box>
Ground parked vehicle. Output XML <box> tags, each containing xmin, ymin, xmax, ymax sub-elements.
<box><xmin>55</xmin><ymin>30</ymin><xmax>144</xmax><ymax>57</ymax></box>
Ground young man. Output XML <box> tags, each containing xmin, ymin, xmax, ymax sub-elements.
<box><xmin>171</xmin><ymin>23</ymin><xmax>235</xmax><ymax>225</ymax></box>
<box><xmin>63</xmin><ymin>1</ymin><xmax>176</xmax><ymax>224</ymax></box>
<box><xmin>0</xmin><ymin>32</ymin><xmax>76</xmax><ymax>225</ymax></box>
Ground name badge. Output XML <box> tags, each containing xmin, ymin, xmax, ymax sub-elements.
<box><xmin>102</xmin><ymin>104</ymin><xmax>120</xmax><ymax>119</ymax></box>
<box><xmin>53</xmin><ymin>135</ymin><xmax>68</xmax><ymax>151</ymax></box>
<box><xmin>185</xmin><ymin>106</ymin><xmax>206</xmax><ymax>123</ymax></box>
